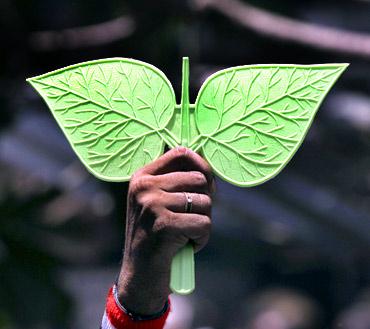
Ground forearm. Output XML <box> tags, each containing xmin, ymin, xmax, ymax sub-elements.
<box><xmin>101</xmin><ymin>228</ymin><xmax>173</xmax><ymax>329</ymax></box>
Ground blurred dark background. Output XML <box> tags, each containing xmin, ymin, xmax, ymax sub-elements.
<box><xmin>1</xmin><ymin>0</ymin><xmax>370</xmax><ymax>328</ymax></box>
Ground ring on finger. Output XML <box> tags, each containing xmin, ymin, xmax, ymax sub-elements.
<box><xmin>183</xmin><ymin>192</ymin><xmax>193</xmax><ymax>213</ymax></box>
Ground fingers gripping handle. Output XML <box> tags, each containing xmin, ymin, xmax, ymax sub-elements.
<box><xmin>170</xmin><ymin>57</ymin><xmax>195</xmax><ymax>295</ymax></box>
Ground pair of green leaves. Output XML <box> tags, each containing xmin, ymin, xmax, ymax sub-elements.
<box><xmin>27</xmin><ymin>58</ymin><xmax>347</xmax><ymax>187</ymax></box>
<box><xmin>27</xmin><ymin>58</ymin><xmax>347</xmax><ymax>295</ymax></box>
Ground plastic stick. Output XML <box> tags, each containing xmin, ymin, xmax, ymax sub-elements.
<box><xmin>170</xmin><ymin>57</ymin><xmax>195</xmax><ymax>295</ymax></box>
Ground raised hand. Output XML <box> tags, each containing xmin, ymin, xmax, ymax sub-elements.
<box><xmin>117</xmin><ymin>147</ymin><xmax>214</xmax><ymax>314</ymax></box>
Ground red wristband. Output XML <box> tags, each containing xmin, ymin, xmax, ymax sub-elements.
<box><xmin>105</xmin><ymin>286</ymin><xmax>170</xmax><ymax>329</ymax></box>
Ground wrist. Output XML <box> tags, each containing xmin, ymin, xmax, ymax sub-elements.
<box><xmin>113</xmin><ymin>284</ymin><xmax>169</xmax><ymax>320</ymax></box>
<box><xmin>117</xmin><ymin>262</ymin><xmax>171</xmax><ymax>315</ymax></box>
<box><xmin>103</xmin><ymin>285</ymin><xmax>170</xmax><ymax>329</ymax></box>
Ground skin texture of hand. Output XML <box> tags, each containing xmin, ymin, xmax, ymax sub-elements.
<box><xmin>117</xmin><ymin>147</ymin><xmax>215</xmax><ymax>315</ymax></box>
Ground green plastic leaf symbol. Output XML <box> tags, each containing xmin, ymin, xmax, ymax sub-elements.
<box><xmin>194</xmin><ymin>64</ymin><xmax>348</xmax><ymax>186</ymax></box>
<box><xmin>27</xmin><ymin>58</ymin><xmax>348</xmax><ymax>296</ymax></box>
<box><xmin>27</xmin><ymin>58</ymin><xmax>178</xmax><ymax>181</ymax></box>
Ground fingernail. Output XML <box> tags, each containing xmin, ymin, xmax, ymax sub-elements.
<box><xmin>177</xmin><ymin>147</ymin><xmax>192</xmax><ymax>158</ymax></box>
<box><xmin>176</xmin><ymin>146</ymin><xmax>187</xmax><ymax>154</ymax></box>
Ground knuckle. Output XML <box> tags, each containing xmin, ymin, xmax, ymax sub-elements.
<box><xmin>153</xmin><ymin>218</ymin><xmax>167</xmax><ymax>234</ymax></box>
<box><xmin>153</xmin><ymin>214</ymin><xmax>173</xmax><ymax>236</ymax></box>
<box><xmin>132</xmin><ymin>167</ymin><xmax>143</xmax><ymax>178</ymax></box>
<box><xmin>141</xmin><ymin>195</ymin><xmax>154</xmax><ymax>210</ymax></box>
<box><xmin>130</xmin><ymin>175</ymin><xmax>153</xmax><ymax>193</ymax></box>
<box><xmin>140</xmin><ymin>193</ymin><xmax>159</xmax><ymax>212</ymax></box>
<box><xmin>163</xmin><ymin>210</ymin><xmax>177</xmax><ymax>228</ymax></box>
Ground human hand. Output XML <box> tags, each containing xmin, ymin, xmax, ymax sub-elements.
<box><xmin>117</xmin><ymin>147</ymin><xmax>214</xmax><ymax>315</ymax></box>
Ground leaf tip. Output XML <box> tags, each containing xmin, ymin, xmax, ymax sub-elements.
<box><xmin>338</xmin><ymin>63</ymin><xmax>350</xmax><ymax>71</ymax></box>
<box><xmin>26</xmin><ymin>76</ymin><xmax>37</xmax><ymax>85</ymax></box>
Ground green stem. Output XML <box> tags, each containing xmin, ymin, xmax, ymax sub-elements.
<box><xmin>176</xmin><ymin>103</ymin><xmax>195</xmax><ymax>111</ymax></box>
<box><xmin>170</xmin><ymin>57</ymin><xmax>195</xmax><ymax>295</ymax></box>
<box><xmin>180</xmin><ymin>57</ymin><xmax>190</xmax><ymax>147</ymax></box>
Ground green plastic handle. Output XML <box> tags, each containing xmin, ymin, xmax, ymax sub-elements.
<box><xmin>170</xmin><ymin>244</ymin><xmax>194</xmax><ymax>294</ymax></box>
<box><xmin>169</xmin><ymin>57</ymin><xmax>195</xmax><ymax>295</ymax></box>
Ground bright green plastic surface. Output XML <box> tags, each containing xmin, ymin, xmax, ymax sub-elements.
<box><xmin>169</xmin><ymin>58</ymin><xmax>195</xmax><ymax>295</ymax></box>
<box><xmin>194</xmin><ymin>64</ymin><xmax>348</xmax><ymax>186</ymax></box>
<box><xmin>27</xmin><ymin>57</ymin><xmax>348</xmax><ymax>295</ymax></box>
